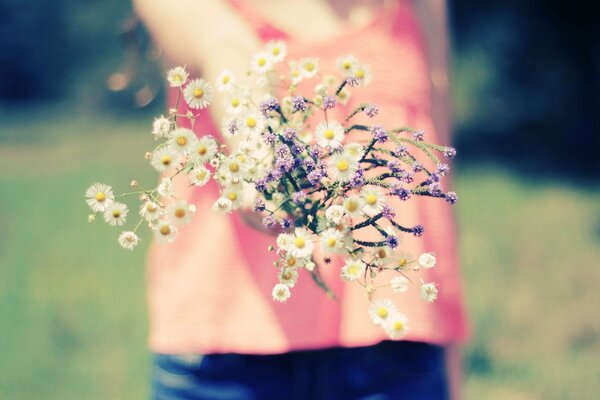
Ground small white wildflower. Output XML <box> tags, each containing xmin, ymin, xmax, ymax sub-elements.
<box><xmin>103</xmin><ymin>202</ymin><xmax>128</xmax><ymax>226</ymax></box>
<box><xmin>167</xmin><ymin>66</ymin><xmax>188</xmax><ymax>87</ymax></box>
<box><xmin>384</xmin><ymin>313</ymin><xmax>409</xmax><ymax>340</ymax></box>
<box><xmin>215</xmin><ymin>69</ymin><xmax>235</xmax><ymax>92</ymax></box>
<box><xmin>183</xmin><ymin>78</ymin><xmax>213</xmax><ymax>109</ymax></box>
<box><xmin>272</xmin><ymin>283</ymin><xmax>291</xmax><ymax>303</ymax></box>
<box><xmin>212</xmin><ymin>197</ymin><xmax>233</xmax><ymax>214</ymax></box>
<box><xmin>341</xmin><ymin>259</ymin><xmax>366</xmax><ymax>282</ymax></box>
<box><xmin>266</xmin><ymin>40</ymin><xmax>287</xmax><ymax>63</ymax></box>
<box><xmin>421</xmin><ymin>282</ymin><xmax>438</xmax><ymax>303</ymax></box>
<box><xmin>418</xmin><ymin>253</ymin><xmax>437</xmax><ymax>269</ymax></box>
<box><xmin>390</xmin><ymin>276</ymin><xmax>409</xmax><ymax>293</ymax></box>
<box><xmin>85</xmin><ymin>183</ymin><xmax>114</xmax><ymax>212</ymax></box>
<box><xmin>151</xmin><ymin>116</ymin><xmax>172</xmax><ymax>139</ymax></box>
<box><xmin>368</xmin><ymin>298</ymin><xmax>397</xmax><ymax>326</ymax></box>
<box><xmin>152</xmin><ymin>220</ymin><xmax>178</xmax><ymax>243</ymax></box>
<box><xmin>118</xmin><ymin>231</ymin><xmax>140</xmax><ymax>250</ymax></box>
<box><xmin>325</xmin><ymin>205</ymin><xmax>346</xmax><ymax>224</ymax></box>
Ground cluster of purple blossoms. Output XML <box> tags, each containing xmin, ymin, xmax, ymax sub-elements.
<box><xmin>304</xmin><ymin>158</ymin><xmax>316</xmax><ymax>171</ymax></box>
<box><xmin>398</xmin><ymin>170</ymin><xmax>414</xmax><ymax>184</ymax></box>
<box><xmin>262</xmin><ymin>215</ymin><xmax>277</xmax><ymax>229</ymax></box>
<box><xmin>307</xmin><ymin>169</ymin><xmax>325</xmax><ymax>185</ymax></box>
<box><xmin>228</xmin><ymin>119</ymin><xmax>240</xmax><ymax>136</ymax></box>
<box><xmin>370</xmin><ymin>125</ymin><xmax>387</xmax><ymax>143</ymax></box>
<box><xmin>387</xmin><ymin>160</ymin><xmax>403</xmax><ymax>174</ymax></box>
<box><xmin>254</xmin><ymin>198</ymin><xmax>266</xmax><ymax>212</ymax></box>
<box><xmin>280</xmin><ymin>218</ymin><xmax>294</xmax><ymax>231</ymax></box>
<box><xmin>308</xmin><ymin>145</ymin><xmax>323</xmax><ymax>159</ymax></box>
<box><xmin>381</xmin><ymin>205</ymin><xmax>396</xmax><ymax>220</ymax></box>
<box><xmin>254</xmin><ymin>177</ymin><xmax>268</xmax><ymax>192</ymax></box>
<box><xmin>290</xmin><ymin>144</ymin><xmax>303</xmax><ymax>156</ymax></box>
<box><xmin>392</xmin><ymin>145</ymin><xmax>408</xmax><ymax>158</ymax></box>
<box><xmin>445</xmin><ymin>191</ymin><xmax>458</xmax><ymax>204</ymax></box>
<box><xmin>349</xmin><ymin>168</ymin><xmax>366</xmax><ymax>188</ymax></box>
<box><xmin>364</xmin><ymin>104</ymin><xmax>379</xmax><ymax>118</ymax></box>
<box><xmin>443</xmin><ymin>147</ymin><xmax>457</xmax><ymax>159</ymax></box>
<box><xmin>390</xmin><ymin>184</ymin><xmax>412</xmax><ymax>201</ymax></box>
<box><xmin>385</xmin><ymin>234</ymin><xmax>399</xmax><ymax>249</ymax></box>
<box><xmin>259</xmin><ymin>97</ymin><xmax>280</xmax><ymax>118</ymax></box>
<box><xmin>282</xmin><ymin>127</ymin><xmax>297</xmax><ymax>141</ymax></box>
<box><xmin>412</xmin><ymin>161</ymin><xmax>424</xmax><ymax>173</ymax></box>
<box><xmin>411</xmin><ymin>225</ymin><xmax>425</xmax><ymax>237</ymax></box>
<box><xmin>436</xmin><ymin>163</ymin><xmax>450</xmax><ymax>176</ymax></box>
<box><xmin>428</xmin><ymin>182</ymin><xmax>443</xmax><ymax>196</ymax></box>
<box><xmin>291</xmin><ymin>96</ymin><xmax>307</xmax><ymax>112</ymax></box>
<box><xmin>322</xmin><ymin>95</ymin><xmax>337</xmax><ymax>110</ymax></box>
<box><xmin>292</xmin><ymin>191</ymin><xmax>306</xmax><ymax>204</ymax></box>
<box><xmin>274</xmin><ymin>145</ymin><xmax>294</xmax><ymax>172</ymax></box>
<box><xmin>262</xmin><ymin>131</ymin><xmax>277</xmax><ymax>146</ymax></box>
<box><xmin>346</xmin><ymin>76</ymin><xmax>359</xmax><ymax>87</ymax></box>
<box><xmin>412</xmin><ymin>130</ymin><xmax>425</xmax><ymax>142</ymax></box>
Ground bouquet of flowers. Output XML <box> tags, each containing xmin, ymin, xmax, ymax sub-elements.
<box><xmin>85</xmin><ymin>41</ymin><xmax>457</xmax><ymax>339</ymax></box>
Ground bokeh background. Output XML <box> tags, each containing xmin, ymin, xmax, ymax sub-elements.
<box><xmin>1</xmin><ymin>0</ymin><xmax>598</xmax><ymax>398</ymax></box>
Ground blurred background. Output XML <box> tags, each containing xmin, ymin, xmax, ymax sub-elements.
<box><xmin>0</xmin><ymin>0</ymin><xmax>598</xmax><ymax>398</ymax></box>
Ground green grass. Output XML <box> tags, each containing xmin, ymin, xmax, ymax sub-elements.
<box><xmin>0</xmin><ymin>115</ymin><xmax>599</xmax><ymax>399</ymax></box>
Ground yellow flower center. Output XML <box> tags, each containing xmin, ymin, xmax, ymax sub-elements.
<box><xmin>197</xmin><ymin>145</ymin><xmax>207</xmax><ymax>155</ymax></box>
<box><xmin>229</xmin><ymin>162</ymin><xmax>240</xmax><ymax>173</ymax></box>
<box><xmin>287</xmin><ymin>257</ymin><xmax>297</xmax><ymax>267</ymax></box>
<box><xmin>258</xmin><ymin>58</ymin><xmax>266</xmax><ymax>67</ymax></box>
<box><xmin>176</xmin><ymin>136</ymin><xmax>187</xmax><ymax>146</ymax></box>
<box><xmin>172</xmin><ymin>74</ymin><xmax>182</xmax><ymax>83</ymax></box>
<box><xmin>366</xmin><ymin>194</ymin><xmax>377</xmax><ymax>206</ymax></box>
<box><xmin>174</xmin><ymin>208</ymin><xmax>186</xmax><ymax>218</ymax></box>
<box><xmin>347</xmin><ymin>264</ymin><xmax>359</xmax><ymax>275</ymax></box>
<box><xmin>246</xmin><ymin>117</ymin><xmax>257</xmax><ymax>128</ymax></box>
<box><xmin>342</xmin><ymin>61</ymin><xmax>352</xmax><ymax>70</ymax></box>
<box><xmin>227</xmin><ymin>192</ymin><xmax>238</xmax><ymax>201</ymax></box>
<box><xmin>272</xmin><ymin>47</ymin><xmax>280</xmax><ymax>56</ymax></box>
<box><xmin>95</xmin><ymin>192</ymin><xmax>106</xmax><ymax>202</ymax></box>
<box><xmin>196</xmin><ymin>171</ymin><xmax>207</xmax><ymax>180</ymax></box>
<box><xmin>336</xmin><ymin>160</ymin><xmax>349</xmax><ymax>172</ymax></box>
<box><xmin>377</xmin><ymin>249</ymin><xmax>387</xmax><ymax>259</ymax></box>
<box><xmin>377</xmin><ymin>307</ymin><xmax>388</xmax><ymax>319</ymax></box>
<box><xmin>231</xmin><ymin>98</ymin><xmax>240</xmax><ymax>107</ymax></box>
<box><xmin>326</xmin><ymin>237</ymin><xmax>337</xmax><ymax>248</ymax></box>
<box><xmin>345</xmin><ymin>200</ymin><xmax>358</xmax><ymax>212</ymax></box>
<box><xmin>292</xmin><ymin>70</ymin><xmax>300</xmax><ymax>78</ymax></box>
<box><xmin>398</xmin><ymin>258</ymin><xmax>408</xmax><ymax>267</ymax></box>
<box><xmin>305</xmin><ymin>62</ymin><xmax>315</xmax><ymax>71</ymax></box>
<box><xmin>193</xmin><ymin>87</ymin><xmax>204</xmax><ymax>98</ymax></box>
<box><xmin>112</xmin><ymin>209</ymin><xmax>121</xmax><ymax>218</ymax></box>
<box><xmin>338</xmin><ymin>91</ymin><xmax>348</xmax><ymax>100</ymax></box>
<box><xmin>160</xmin><ymin>225</ymin><xmax>171</xmax><ymax>236</ymax></box>
<box><xmin>146</xmin><ymin>203</ymin><xmax>157</xmax><ymax>212</ymax></box>
<box><xmin>161</xmin><ymin>155</ymin><xmax>171</xmax><ymax>166</ymax></box>
<box><xmin>355</xmin><ymin>69</ymin><xmax>365</xmax><ymax>79</ymax></box>
<box><xmin>294</xmin><ymin>237</ymin><xmax>306</xmax><ymax>249</ymax></box>
<box><xmin>393</xmin><ymin>321</ymin><xmax>404</xmax><ymax>331</ymax></box>
<box><xmin>282</xmin><ymin>271</ymin><xmax>292</xmax><ymax>280</ymax></box>
<box><xmin>222</xmin><ymin>76</ymin><xmax>230</xmax><ymax>84</ymax></box>
<box><xmin>324</xmin><ymin>129</ymin><xmax>335</xmax><ymax>140</ymax></box>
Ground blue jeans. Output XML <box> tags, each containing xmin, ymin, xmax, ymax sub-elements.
<box><xmin>151</xmin><ymin>341</ymin><xmax>448</xmax><ymax>400</ymax></box>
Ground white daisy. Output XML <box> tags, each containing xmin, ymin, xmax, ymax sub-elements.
<box><xmin>337</xmin><ymin>55</ymin><xmax>358</xmax><ymax>75</ymax></box>
<box><xmin>352</xmin><ymin>63</ymin><xmax>372</xmax><ymax>85</ymax></box>
<box><xmin>371</xmin><ymin>246</ymin><xmax>395</xmax><ymax>266</ymax></box>
<box><xmin>418</xmin><ymin>253</ymin><xmax>437</xmax><ymax>269</ymax></box>
<box><xmin>167</xmin><ymin>66</ymin><xmax>188</xmax><ymax>87</ymax></box>
<box><xmin>384</xmin><ymin>313</ymin><xmax>409</xmax><ymax>340</ymax></box>
<box><xmin>139</xmin><ymin>201</ymin><xmax>162</xmax><ymax>222</ymax></box>
<box><xmin>276</xmin><ymin>233</ymin><xmax>294</xmax><ymax>252</ymax></box>
<box><xmin>169</xmin><ymin>127</ymin><xmax>197</xmax><ymax>155</ymax></box>
<box><xmin>272</xmin><ymin>283</ymin><xmax>291</xmax><ymax>303</ymax></box>
<box><xmin>320</xmin><ymin>228</ymin><xmax>345</xmax><ymax>254</ymax></box>
<box><xmin>341</xmin><ymin>259</ymin><xmax>366</xmax><ymax>282</ymax></box>
<box><xmin>221</xmin><ymin>186</ymin><xmax>243</xmax><ymax>208</ymax></box>
<box><xmin>156</xmin><ymin>178</ymin><xmax>173</xmax><ymax>198</ymax></box>
<box><xmin>250</xmin><ymin>51</ymin><xmax>273</xmax><ymax>74</ymax></box>
<box><xmin>361</xmin><ymin>187</ymin><xmax>386</xmax><ymax>217</ymax></box>
<box><xmin>390</xmin><ymin>276</ymin><xmax>409</xmax><ymax>293</ymax></box>
<box><xmin>212</xmin><ymin>197</ymin><xmax>233</xmax><ymax>214</ymax></box>
<box><xmin>190</xmin><ymin>165</ymin><xmax>211</xmax><ymax>187</ymax></box>
<box><xmin>241</xmin><ymin>110</ymin><xmax>266</xmax><ymax>137</ymax></box>
<box><xmin>118</xmin><ymin>231</ymin><xmax>140</xmax><ymax>250</ymax></box>
<box><xmin>368</xmin><ymin>298</ymin><xmax>397</xmax><ymax>326</ymax></box>
<box><xmin>85</xmin><ymin>183</ymin><xmax>114</xmax><ymax>212</ymax></box>
<box><xmin>288</xmin><ymin>228</ymin><xmax>314</xmax><ymax>259</ymax></box>
<box><xmin>343</xmin><ymin>195</ymin><xmax>364</xmax><ymax>218</ymax></box>
<box><xmin>215</xmin><ymin>69</ymin><xmax>235</xmax><ymax>92</ymax></box>
<box><xmin>325</xmin><ymin>205</ymin><xmax>346</xmax><ymax>225</ymax></box>
<box><xmin>225</xmin><ymin>92</ymin><xmax>248</xmax><ymax>115</ymax></box>
<box><xmin>421</xmin><ymin>282</ymin><xmax>438</xmax><ymax>303</ymax></box>
<box><xmin>315</xmin><ymin>120</ymin><xmax>345</xmax><ymax>149</ymax></box>
<box><xmin>103</xmin><ymin>202</ymin><xmax>128</xmax><ymax>226</ymax></box>
<box><xmin>150</xmin><ymin>147</ymin><xmax>181</xmax><ymax>172</ymax></box>
<box><xmin>151</xmin><ymin>116</ymin><xmax>172</xmax><ymax>139</ymax></box>
<box><xmin>266</xmin><ymin>40</ymin><xmax>287</xmax><ymax>63</ymax></box>
<box><xmin>152</xmin><ymin>220</ymin><xmax>178</xmax><ymax>243</ymax></box>
<box><xmin>289</xmin><ymin>61</ymin><xmax>304</xmax><ymax>85</ymax></box>
<box><xmin>167</xmin><ymin>200</ymin><xmax>196</xmax><ymax>226</ymax></box>
<box><xmin>328</xmin><ymin>151</ymin><xmax>358</xmax><ymax>182</ymax></box>
<box><xmin>300</xmin><ymin>58</ymin><xmax>319</xmax><ymax>78</ymax></box>
<box><xmin>190</xmin><ymin>136</ymin><xmax>218</xmax><ymax>164</ymax></box>
<box><xmin>282</xmin><ymin>254</ymin><xmax>306</xmax><ymax>269</ymax></box>
<box><xmin>345</xmin><ymin>143</ymin><xmax>364</xmax><ymax>160</ymax></box>
<box><xmin>183</xmin><ymin>78</ymin><xmax>213</xmax><ymax>109</ymax></box>
<box><xmin>278</xmin><ymin>267</ymin><xmax>299</xmax><ymax>287</ymax></box>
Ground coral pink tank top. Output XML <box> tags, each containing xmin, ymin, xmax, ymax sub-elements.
<box><xmin>147</xmin><ymin>0</ymin><xmax>469</xmax><ymax>354</ymax></box>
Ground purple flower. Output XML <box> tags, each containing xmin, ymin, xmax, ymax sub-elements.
<box><xmin>370</xmin><ymin>125</ymin><xmax>387</xmax><ymax>143</ymax></box>
<box><xmin>346</xmin><ymin>76</ymin><xmax>359</xmax><ymax>87</ymax></box>
<box><xmin>411</xmin><ymin>225</ymin><xmax>425</xmax><ymax>237</ymax></box>
<box><xmin>436</xmin><ymin>163</ymin><xmax>450</xmax><ymax>176</ymax></box>
<box><xmin>399</xmin><ymin>171</ymin><xmax>415</xmax><ymax>184</ymax></box>
<box><xmin>254</xmin><ymin>198</ymin><xmax>266</xmax><ymax>212</ymax></box>
<box><xmin>443</xmin><ymin>147</ymin><xmax>457</xmax><ymax>159</ymax></box>
<box><xmin>392</xmin><ymin>145</ymin><xmax>408</xmax><ymax>158</ymax></box>
<box><xmin>262</xmin><ymin>215</ymin><xmax>277</xmax><ymax>229</ymax></box>
<box><xmin>387</xmin><ymin>160</ymin><xmax>402</xmax><ymax>173</ymax></box>
<box><xmin>291</xmin><ymin>96</ymin><xmax>307</xmax><ymax>112</ymax></box>
<box><xmin>228</xmin><ymin>119</ymin><xmax>240</xmax><ymax>136</ymax></box>
<box><xmin>292</xmin><ymin>192</ymin><xmax>306</xmax><ymax>204</ymax></box>
<box><xmin>259</xmin><ymin>97</ymin><xmax>279</xmax><ymax>118</ymax></box>
<box><xmin>412</xmin><ymin>161</ymin><xmax>423</xmax><ymax>173</ymax></box>
<box><xmin>308</xmin><ymin>145</ymin><xmax>323</xmax><ymax>159</ymax></box>
<box><xmin>385</xmin><ymin>235</ymin><xmax>399</xmax><ymax>249</ymax></box>
<box><xmin>307</xmin><ymin>169</ymin><xmax>323</xmax><ymax>185</ymax></box>
<box><xmin>255</xmin><ymin>178</ymin><xmax>268</xmax><ymax>192</ymax></box>
<box><xmin>303</xmin><ymin>158</ymin><xmax>316</xmax><ymax>171</ymax></box>
<box><xmin>262</xmin><ymin>131</ymin><xmax>276</xmax><ymax>146</ymax></box>
<box><xmin>428</xmin><ymin>182</ymin><xmax>442</xmax><ymax>195</ymax></box>
<box><xmin>412</xmin><ymin>130</ymin><xmax>425</xmax><ymax>142</ymax></box>
<box><xmin>364</xmin><ymin>104</ymin><xmax>379</xmax><ymax>118</ymax></box>
<box><xmin>445</xmin><ymin>191</ymin><xmax>458</xmax><ymax>204</ymax></box>
<box><xmin>349</xmin><ymin>169</ymin><xmax>366</xmax><ymax>188</ymax></box>
<box><xmin>290</xmin><ymin>144</ymin><xmax>303</xmax><ymax>156</ymax></box>
<box><xmin>381</xmin><ymin>205</ymin><xmax>396</xmax><ymax>220</ymax></box>
<box><xmin>322</xmin><ymin>95</ymin><xmax>337</xmax><ymax>110</ymax></box>
<box><xmin>280</xmin><ymin>218</ymin><xmax>294</xmax><ymax>231</ymax></box>
<box><xmin>429</xmin><ymin>172</ymin><xmax>441</xmax><ymax>182</ymax></box>
<box><xmin>390</xmin><ymin>184</ymin><xmax>412</xmax><ymax>201</ymax></box>
<box><xmin>282</xmin><ymin>127</ymin><xmax>297</xmax><ymax>141</ymax></box>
